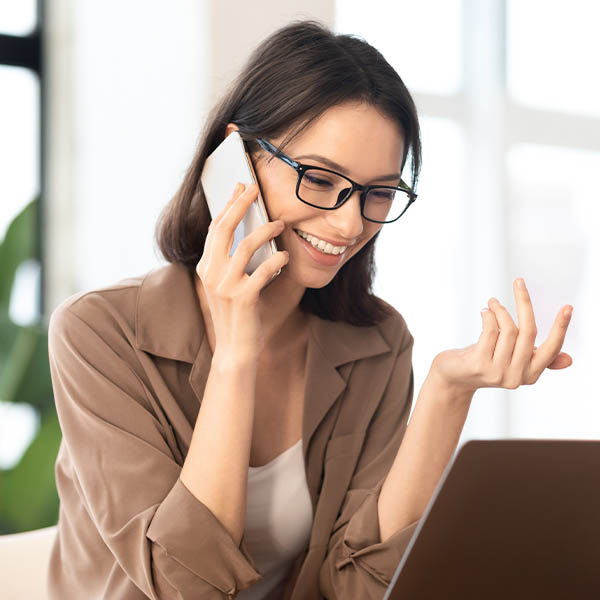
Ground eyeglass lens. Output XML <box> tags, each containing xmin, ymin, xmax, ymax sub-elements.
<box><xmin>299</xmin><ymin>168</ymin><xmax>411</xmax><ymax>223</ymax></box>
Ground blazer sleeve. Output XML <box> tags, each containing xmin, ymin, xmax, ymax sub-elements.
<box><xmin>318</xmin><ymin>326</ymin><xmax>420</xmax><ymax>599</ymax></box>
<box><xmin>48</xmin><ymin>303</ymin><xmax>262</xmax><ymax>599</ymax></box>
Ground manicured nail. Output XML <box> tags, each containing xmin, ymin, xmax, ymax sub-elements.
<box><xmin>563</xmin><ymin>306</ymin><xmax>573</xmax><ymax>319</ymax></box>
<box><xmin>517</xmin><ymin>278</ymin><xmax>526</xmax><ymax>289</ymax></box>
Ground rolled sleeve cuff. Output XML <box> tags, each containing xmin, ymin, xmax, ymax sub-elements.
<box><xmin>336</xmin><ymin>488</ymin><xmax>420</xmax><ymax>585</ymax></box>
<box><xmin>147</xmin><ymin>477</ymin><xmax>262</xmax><ymax>594</ymax></box>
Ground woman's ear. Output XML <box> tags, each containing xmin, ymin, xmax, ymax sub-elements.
<box><xmin>224</xmin><ymin>122</ymin><xmax>239</xmax><ymax>137</ymax></box>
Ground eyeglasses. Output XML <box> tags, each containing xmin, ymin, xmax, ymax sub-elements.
<box><xmin>256</xmin><ymin>138</ymin><xmax>417</xmax><ymax>224</ymax></box>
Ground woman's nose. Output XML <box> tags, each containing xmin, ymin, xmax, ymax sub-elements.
<box><xmin>326</xmin><ymin>189</ymin><xmax>364</xmax><ymax>240</ymax></box>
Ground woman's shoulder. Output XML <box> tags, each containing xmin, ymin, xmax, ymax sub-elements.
<box><xmin>49</xmin><ymin>270</ymin><xmax>150</xmax><ymax>336</ymax></box>
<box><xmin>48</xmin><ymin>262</ymin><xmax>193</xmax><ymax>345</ymax></box>
<box><xmin>309</xmin><ymin>296</ymin><xmax>412</xmax><ymax>366</ymax></box>
<box><xmin>372</xmin><ymin>296</ymin><xmax>413</xmax><ymax>354</ymax></box>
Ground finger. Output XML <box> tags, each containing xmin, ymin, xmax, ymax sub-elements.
<box><xmin>245</xmin><ymin>250</ymin><xmax>290</xmax><ymax>297</ymax></box>
<box><xmin>487</xmin><ymin>297</ymin><xmax>518</xmax><ymax>368</ymax></box>
<box><xmin>211</xmin><ymin>182</ymin><xmax>245</xmax><ymax>224</ymax></box>
<box><xmin>547</xmin><ymin>352</ymin><xmax>573</xmax><ymax>369</ymax></box>
<box><xmin>226</xmin><ymin>219</ymin><xmax>285</xmax><ymax>280</ymax></box>
<box><xmin>204</xmin><ymin>182</ymin><xmax>244</xmax><ymax>246</ymax></box>
<box><xmin>529</xmin><ymin>305</ymin><xmax>574</xmax><ymax>377</ymax></box>
<box><xmin>510</xmin><ymin>278</ymin><xmax>537</xmax><ymax>376</ymax></box>
<box><xmin>531</xmin><ymin>344</ymin><xmax>572</xmax><ymax>370</ymax></box>
<box><xmin>212</xmin><ymin>183</ymin><xmax>259</xmax><ymax>259</ymax></box>
<box><xmin>476</xmin><ymin>307</ymin><xmax>500</xmax><ymax>360</ymax></box>
<box><xmin>219</xmin><ymin>182</ymin><xmax>258</xmax><ymax>225</ymax></box>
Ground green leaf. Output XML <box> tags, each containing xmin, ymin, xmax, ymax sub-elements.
<box><xmin>0</xmin><ymin>196</ymin><xmax>60</xmax><ymax>534</ymax></box>
<box><xmin>0</xmin><ymin>411</ymin><xmax>61</xmax><ymax>534</ymax></box>
<box><xmin>0</xmin><ymin>322</ymin><xmax>53</xmax><ymax>411</ymax></box>
<box><xmin>0</xmin><ymin>198</ymin><xmax>37</xmax><ymax>314</ymax></box>
<box><xmin>0</xmin><ymin>312</ymin><xmax>19</xmax><ymax>378</ymax></box>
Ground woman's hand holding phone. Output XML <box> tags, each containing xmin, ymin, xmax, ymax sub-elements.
<box><xmin>195</xmin><ymin>182</ymin><xmax>290</xmax><ymax>362</ymax></box>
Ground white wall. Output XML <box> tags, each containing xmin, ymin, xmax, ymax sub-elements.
<box><xmin>45</xmin><ymin>0</ymin><xmax>209</xmax><ymax>311</ymax></box>
<box><xmin>44</xmin><ymin>0</ymin><xmax>334</xmax><ymax>313</ymax></box>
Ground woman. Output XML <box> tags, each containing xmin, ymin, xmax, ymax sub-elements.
<box><xmin>47</xmin><ymin>20</ymin><xmax>573</xmax><ymax>600</ymax></box>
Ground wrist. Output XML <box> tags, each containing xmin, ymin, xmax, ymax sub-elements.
<box><xmin>423</xmin><ymin>367</ymin><xmax>476</xmax><ymax>407</ymax></box>
<box><xmin>211</xmin><ymin>349</ymin><xmax>258</xmax><ymax>374</ymax></box>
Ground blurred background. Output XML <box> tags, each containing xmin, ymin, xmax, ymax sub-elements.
<box><xmin>1</xmin><ymin>0</ymin><xmax>598</xmax><ymax>533</ymax></box>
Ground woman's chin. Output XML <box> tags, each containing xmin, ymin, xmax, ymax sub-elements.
<box><xmin>284</xmin><ymin>261</ymin><xmax>340</xmax><ymax>290</ymax></box>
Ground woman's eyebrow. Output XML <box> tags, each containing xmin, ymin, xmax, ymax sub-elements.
<box><xmin>294</xmin><ymin>153</ymin><xmax>401</xmax><ymax>182</ymax></box>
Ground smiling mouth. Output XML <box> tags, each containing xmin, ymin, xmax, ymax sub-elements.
<box><xmin>293</xmin><ymin>228</ymin><xmax>350</xmax><ymax>255</ymax></box>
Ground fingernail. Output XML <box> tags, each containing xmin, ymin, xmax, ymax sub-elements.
<box><xmin>563</xmin><ymin>306</ymin><xmax>573</xmax><ymax>319</ymax></box>
<box><xmin>517</xmin><ymin>278</ymin><xmax>526</xmax><ymax>289</ymax></box>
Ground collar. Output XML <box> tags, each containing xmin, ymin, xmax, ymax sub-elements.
<box><xmin>135</xmin><ymin>262</ymin><xmax>205</xmax><ymax>363</ymax></box>
<box><xmin>135</xmin><ymin>262</ymin><xmax>392</xmax><ymax>367</ymax></box>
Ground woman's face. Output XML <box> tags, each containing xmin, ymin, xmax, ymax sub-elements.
<box><xmin>252</xmin><ymin>101</ymin><xmax>406</xmax><ymax>290</ymax></box>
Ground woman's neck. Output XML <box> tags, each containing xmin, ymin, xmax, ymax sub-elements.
<box><xmin>258</xmin><ymin>273</ymin><xmax>308</xmax><ymax>355</ymax></box>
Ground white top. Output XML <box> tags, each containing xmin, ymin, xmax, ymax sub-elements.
<box><xmin>237</xmin><ymin>438</ymin><xmax>313</xmax><ymax>599</ymax></box>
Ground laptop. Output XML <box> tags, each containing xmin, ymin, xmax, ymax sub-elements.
<box><xmin>383</xmin><ymin>439</ymin><xmax>600</xmax><ymax>600</ymax></box>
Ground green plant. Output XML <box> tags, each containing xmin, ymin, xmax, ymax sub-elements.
<box><xmin>0</xmin><ymin>198</ymin><xmax>61</xmax><ymax>534</ymax></box>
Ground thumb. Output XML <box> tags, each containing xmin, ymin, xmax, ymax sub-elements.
<box><xmin>546</xmin><ymin>352</ymin><xmax>573</xmax><ymax>370</ymax></box>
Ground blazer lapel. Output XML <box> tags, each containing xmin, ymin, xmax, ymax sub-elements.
<box><xmin>302</xmin><ymin>311</ymin><xmax>391</xmax><ymax>447</ymax></box>
<box><xmin>292</xmin><ymin>313</ymin><xmax>393</xmax><ymax>599</ymax></box>
<box><xmin>302</xmin><ymin>312</ymin><xmax>391</xmax><ymax>456</ymax></box>
<box><xmin>301</xmin><ymin>323</ymin><xmax>347</xmax><ymax>509</ymax></box>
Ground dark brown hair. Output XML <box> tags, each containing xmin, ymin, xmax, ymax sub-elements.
<box><xmin>155</xmin><ymin>20</ymin><xmax>421</xmax><ymax>326</ymax></box>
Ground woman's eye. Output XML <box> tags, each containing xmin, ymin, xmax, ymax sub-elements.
<box><xmin>370</xmin><ymin>189</ymin><xmax>395</xmax><ymax>201</ymax></box>
<box><xmin>305</xmin><ymin>173</ymin><xmax>334</xmax><ymax>188</ymax></box>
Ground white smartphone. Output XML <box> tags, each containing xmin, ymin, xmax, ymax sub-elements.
<box><xmin>200</xmin><ymin>130</ymin><xmax>280</xmax><ymax>278</ymax></box>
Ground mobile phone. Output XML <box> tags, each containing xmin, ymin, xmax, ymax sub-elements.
<box><xmin>200</xmin><ymin>130</ymin><xmax>279</xmax><ymax>278</ymax></box>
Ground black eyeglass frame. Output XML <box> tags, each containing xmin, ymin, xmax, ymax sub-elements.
<box><xmin>255</xmin><ymin>138</ymin><xmax>417</xmax><ymax>224</ymax></box>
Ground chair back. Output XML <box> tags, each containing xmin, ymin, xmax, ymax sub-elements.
<box><xmin>0</xmin><ymin>525</ymin><xmax>58</xmax><ymax>599</ymax></box>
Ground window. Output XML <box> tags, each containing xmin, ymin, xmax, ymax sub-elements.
<box><xmin>0</xmin><ymin>1</ymin><xmax>37</xmax><ymax>36</ymax></box>
<box><xmin>336</xmin><ymin>0</ymin><xmax>597</xmax><ymax>442</ymax></box>
<box><xmin>507</xmin><ymin>0</ymin><xmax>600</xmax><ymax>118</ymax></box>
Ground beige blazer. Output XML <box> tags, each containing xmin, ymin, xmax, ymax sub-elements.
<box><xmin>46</xmin><ymin>262</ymin><xmax>419</xmax><ymax>599</ymax></box>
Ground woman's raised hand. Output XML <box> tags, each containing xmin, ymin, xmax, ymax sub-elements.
<box><xmin>429</xmin><ymin>278</ymin><xmax>574</xmax><ymax>396</ymax></box>
<box><xmin>195</xmin><ymin>182</ymin><xmax>289</xmax><ymax>360</ymax></box>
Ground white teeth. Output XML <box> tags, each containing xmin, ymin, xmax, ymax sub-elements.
<box><xmin>295</xmin><ymin>229</ymin><xmax>347</xmax><ymax>255</ymax></box>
